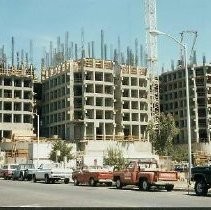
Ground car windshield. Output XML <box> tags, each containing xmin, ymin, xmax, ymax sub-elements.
<box><xmin>10</xmin><ymin>165</ymin><xmax>18</xmax><ymax>169</ymax></box>
<box><xmin>127</xmin><ymin>162</ymin><xmax>136</xmax><ymax>169</ymax></box>
<box><xmin>39</xmin><ymin>163</ymin><xmax>60</xmax><ymax>169</ymax></box>
<box><xmin>138</xmin><ymin>163</ymin><xmax>158</xmax><ymax>169</ymax></box>
<box><xmin>19</xmin><ymin>164</ymin><xmax>35</xmax><ymax>169</ymax></box>
<box><xmin>52</xmin><ymin>163</ymin><xmax>60</xmax><ymax>168</ymax></box>
<box><xmin>26</xmin><ymin>164</ymin><xmax>35</xmax><ymax>169</ymax></box>
<box><xmin>137</xmin><ymin>158</ymin><xmax>158</xmax><ymax>169</ymax></box>
<box><xmin>83</xmin><ymin>165</ymin><xmax>103</xmax><ymax>170</ymax></box>
<box><xmin>3</xmin><ymin>165</ymin><xmax>8</xmax><ymax>169</ymax></box>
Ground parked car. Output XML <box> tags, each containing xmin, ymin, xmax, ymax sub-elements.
<box><xmin>33</xmin><ymin>163</ymin><xmax>72</xmax><ymax>184</ymax></box>
<box><xmin>12</xmin><ymin>163</ymin><xmax>35</xmax><ymax>181</ymax></box>
<box><xmin>191</xmin><ymin>165</ymin><xmax>211</xmax><ymax>196</ymax></box>
<box><xmin>113</xmin><ymin>158</ymin><xmax>179</xmax><ymax>191</ymax></box>
<box><xmin>174</xmin><ymin>162</ymin><xmax>188</xmax><ymax>172</ymax></box>
<box><xmin>0</xmin><ymin>164</ymin><xmax>19</xmax><ymax>180</ymax></box>
<box><xmin>72</xmin><ymin>165</ymin><xmax>113</xmax><ymax>186</ymax></box>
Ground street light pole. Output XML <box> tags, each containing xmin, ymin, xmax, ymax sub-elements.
<box><xmin>150</xmin><ymin>30</ymin><xmax>192</xmax><ymax>185</ymax></box>
<box><xmin>184</xmin><ymin>44</ymin><xmax>192</xmax><ymax>185</ymax></box>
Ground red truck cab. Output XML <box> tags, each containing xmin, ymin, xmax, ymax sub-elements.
<box><xmin>113</xmin><ymin>158</ymin><xmax>179</xmax><ymax>191</ymax></box>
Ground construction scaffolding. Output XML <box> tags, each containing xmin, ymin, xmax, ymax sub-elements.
<box><xmin>0</xmin><ymin>66</ymin><xmax>34</xmax><ymax>78</ymax></box>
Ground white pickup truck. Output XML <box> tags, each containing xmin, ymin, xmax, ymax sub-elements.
<box><xmin>32</xmin><ymin>163</ymin><xmax>73</xmax><ymax>184</ymax></box>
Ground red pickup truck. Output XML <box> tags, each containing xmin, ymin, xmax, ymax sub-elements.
<box><xmin>72</xmin><ymin>165</ymin><xmax>113</xmax><ymax>187</ymax></box>
<box><xmin>113</xmin><ymin>159</ymin><xmax>179</xmax><ymax>191</ymax></box>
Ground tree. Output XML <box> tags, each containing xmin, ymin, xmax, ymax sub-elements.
<box><xmin>171</xmin><ymin>146</ymin><xmax>188</xmax><ymax>162</ymax></box>
<box><xmin>103</xmin><ymin>146</ymin><xmax>126</xmax><ymax>169</ymax></box>
<box><xmin>146</xmin><ymin>113</ymin><xmax>180</xmax><ymax>156</ymax></box>
<box><xmin>49</xmin><ymin>140</ymin><xmax>74</xmax><ymax>163</ymax></box>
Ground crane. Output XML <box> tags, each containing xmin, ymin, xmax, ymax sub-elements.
<box><xmin>144</xmin><ymin>0</ymin><xmax>160</xmax><ymax>128</ymax></box>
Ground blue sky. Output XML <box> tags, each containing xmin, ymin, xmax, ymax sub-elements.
<box><xmin>0</xmin><ymin>0</ymin><xmax>211</xmax><ymax>74</ymax></box>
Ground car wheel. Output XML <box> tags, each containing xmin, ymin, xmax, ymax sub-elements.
<box><xmin>74</xmin><ymin>178</ymin><xmax>79</xmax><ymax>186</ymax></box>
<box><xmin>33</xmin><ymin>175</ymin><xmax>37</xmax><ymax>183</ymax></box>
<box><xmin>165</xmin><ymin>184</ymin><xmax>174</xmax><ymax>192</ymax></box>
<box><xmin>64</xmin><ymin>178</ymin><xmax>69</xmax><ymax>184</ymax></box>
<box><xmin>195</xmin><ymin>180</ymin><xmax>208</xmax><ymax>196</ymax></box>
<box><xmin>89</xmin><ymin>178</ymin><xmax>96</xmax><ymax>187</ymax></box>
<box><xmin>116</xmin><ymin>178</ymin><xmax>123</xmax><ymax>189</ymax></box>
<box><xmin>3</xmin><ymin>174</ymin><xmax>7</xmax><ymax>180</ymax></box>
<box><xmin>27</xmin><ymin>175</ymin><xmax>32</xmax><ymax>181</ymax></box>
<box><xmin>20</xmin><ymin>174</ymin><xmax>24</xmax><ymax>181</ymax></box>
<box><xmin>45</xmin><ymin>175</ymin><xmax>50</xmax><ymax>184</ymax></box>
<box><xmin>140</xmin><ymin>180</ymin><xmax>149</xmax><ymax>191</ymax></box>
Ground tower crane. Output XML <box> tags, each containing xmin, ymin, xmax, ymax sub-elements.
<box><xmin>144</xmin><ymin>0</ymin><xmax>160</xmax><ymax>128</ymax></box>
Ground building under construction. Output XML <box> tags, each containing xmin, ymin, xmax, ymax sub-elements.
<box><xmin>0</xmin><ymin>65</ymin><xmax>35</xmax><ymax>139</ymax></box>
<box><xmin>159</xmin><ymin>64</ymin><xmax>211</xmax><ymax>153</ymax></box>
<box><xmin>41</xmin><ymin>58</ymin><xmax>149</xmax><ymax>142</ymax></box>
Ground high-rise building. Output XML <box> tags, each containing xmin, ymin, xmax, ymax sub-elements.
<box><xmin>114</xmin><ymin>63</ymin><xmax>149</xmax><ymax>141</ymax></box>
<box><xmin>0</xmin><ymin>66</ymin><xmax>35</xmax><ymax>139</ymax></box>
<box><xmin>41</xmin><ymin>58</ymin><xmax>150</xmax><ymax>142</ymax></box>
<box><xmin>159</xmin><ymin>64</ymin><xmax>211</xmax><ymax>152</ymax></box>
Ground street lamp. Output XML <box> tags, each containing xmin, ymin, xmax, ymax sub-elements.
<box><xmin>150</xmin><ymin>30</ymin><xmax>192</xmax><ymax>185</ymax></box>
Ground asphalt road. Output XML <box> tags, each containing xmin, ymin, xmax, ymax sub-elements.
<box><xmin>0</xmin><ymin>179</ymin><xmax>211</xmax><ymax>208</ymax></box>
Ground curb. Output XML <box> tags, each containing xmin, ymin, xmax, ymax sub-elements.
<box><xmin>173</xmin><ymin>183</ymin><xmax>194</xmax><ymax>192</ymax></box>
<box><xmin>173</xmin><ymin>188</ymin><xmax>194</xmax><ymax>192</ymax></box>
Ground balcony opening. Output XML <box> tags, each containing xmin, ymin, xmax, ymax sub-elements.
<box><xmin>3</xmin><ymin>114</ymin><xmax>12</xmax><ymax>122</ymax></box>
<box><xmin>4</xmin><ymin>102</ymin><xmax>12</xmax><ymax>110</ymax></box>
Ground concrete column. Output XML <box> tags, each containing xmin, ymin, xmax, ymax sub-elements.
<box><xmin>103</xmin><ymin>122</ymin><xmax>105</xmax><ymax>141</ymax></box>
<box><xmin>21</xmin><ymin>102</ymin><xmax>24</xmax><ymax>123</ymax></box>
<box><xmin>94</xmin><ymin>123</ymin><xmax>96</xmax><ymax>141</ymax></box>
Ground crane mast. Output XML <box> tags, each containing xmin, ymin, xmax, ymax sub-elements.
<box><xmin>144</xmin><ymin>0</ymin><xmax>160</xmax><ymax>126</ymax></box>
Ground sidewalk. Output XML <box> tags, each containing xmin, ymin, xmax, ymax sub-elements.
<box><xmin>173</xmin><ymin>180</ymin><xmax>194</xmax><ymax>192</ymax></box>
